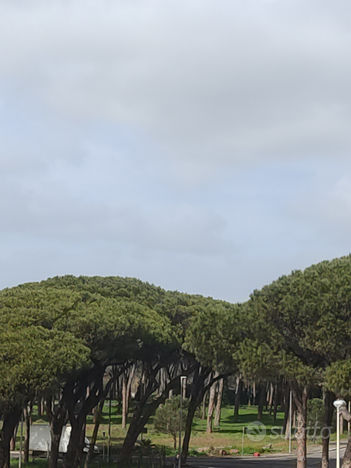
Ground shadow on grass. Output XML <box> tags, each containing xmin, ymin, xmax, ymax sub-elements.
<box><xmin>192</xmin><ymin>407</ymin><xmax>285</xmax><ymax>436</ymax></box>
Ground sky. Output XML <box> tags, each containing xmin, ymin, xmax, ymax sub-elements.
<box><xmin>1</xmin><ymin>0</ymin><xmax>351</xmax><ymax>303</ymax></box>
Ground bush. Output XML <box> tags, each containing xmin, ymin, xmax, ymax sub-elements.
<box><xmin>154</xmin><ymin>396</ymin><xmax>188</xmax><ymax>450</ymax></box>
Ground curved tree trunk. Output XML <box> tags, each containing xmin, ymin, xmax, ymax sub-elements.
<box><xmin>118</xmin><ymin>375</ymin><xmax>181</xmax><ymax>468</ymax></box>
<box><xmin>181</xmin><ymin>368</ymin><xmax>211</xmax><ymax>463</ymax></box>
<box><xmin>119</xmin><ymin>395</ymin><xmax>164</xmax><ymax>467</ymax></box>
<box><xmin>84</xmin><ymin>403</ymin><xmax>103</xmax><ymax>468</ymax></box>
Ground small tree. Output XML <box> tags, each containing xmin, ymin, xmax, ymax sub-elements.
<box><xmin>154</xmin><ymin>396</ymin><xmax>188</xmax><ymax>450</ymax></box>
<box><xmin>307</xmin><ymin>398</ymin><xmax>324</xmax><ymax>443</ymax></box>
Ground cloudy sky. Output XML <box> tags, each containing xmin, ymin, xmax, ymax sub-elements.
<box><xmin>1</xmin><ymin>0</ymin><xmax>351</xmax><ymax>302</ymax></box>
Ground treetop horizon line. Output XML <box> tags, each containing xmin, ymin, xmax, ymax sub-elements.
<box><xmin>4</xmin><ymin>252</ymin><xmax>351</xmax><ymax>304</ymax></box>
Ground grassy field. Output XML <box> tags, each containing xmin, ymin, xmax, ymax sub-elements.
<box><xmin>25</xmin><ymin>402</ymin><xmax>347</xmax><ymax>459</ymax></box>
<box><xmin>87</xmin><ymin>404</ymin><xmax>295</xmax><ymax>455</ymax></box>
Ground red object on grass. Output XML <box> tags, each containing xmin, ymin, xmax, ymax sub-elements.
<box><xmin>253</xmin><ymin>452</ymin><xmax>260</xmax><ymax>457</ymax></box>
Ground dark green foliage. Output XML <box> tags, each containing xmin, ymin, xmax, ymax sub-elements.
<box><xmin>0</xmin><ymin>275</ymin><xmax>239</xmax><ymax>414</ymax></box>
<box><xmin>325</xmin><ymin>359</ymin><xmax>351</xmax><ymax>396</ymax></box>
<box><xmin>184</xmin><ymin>303</ymin><xmax>242</xmax><ymax>372</ymax></box>
<box><xmin>243</xmin><ymin>255</ymin><xmax>351</xmax><ymax>385</ymax></box>
<box><xmin>0</xmin><ymin>326</ymin><xmax>89</xmax><ymax>406</ymax></box>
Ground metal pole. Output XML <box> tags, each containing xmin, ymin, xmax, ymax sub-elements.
<box><xmin>108</xmin><ymin>398</ymin><xmax>111</xmax><ymax>468</ymax></box>
<box><xmin>289</xmin><ymin>390</ymin><xmax>292</xmax><ymax>454</ymax></box>
<box><xmin>178</xmin><ymin>391</ymin><xmax>182</xmax><ymax>468</ymax></box>
<box><xmin>348</xmin><ymin>402</ymin><xmax>350</xmax><ymax>438</ymax></box>
<box><xmin>337</xmin><ymin>406</ymin><xmax>340</xmax><ymax>468</ymax></box>
<box><xmin>178</xmin><ymin>377</ymin><xmax>186</xmax><ymax>468</ymax></box>
<box><xmin>241</xmin><ymin>426</ymin><xmax>245</xmax><ymax>456</ymax></box>
<box><xmin>19</xmin><ymin>410</ymin><xmax>23</xmax><ymax>468</ymax></box>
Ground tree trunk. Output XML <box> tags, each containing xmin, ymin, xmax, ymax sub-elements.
<box><xmin>63</xmin><ymin>365</ymin><xmax>107</xmax><ymax>468</ymax></box>
<box><xmin>293</xmin><ymin>386</ymin><xmax>308</xmax><ymax>468</ymax></box>
<box><xmin>0</xmin><ymin>408</ymin><xmax>22</xmax><ymax>468</ymax></box>
<box><xmin>321</xmin><ymin>391</ymin><xmax>334</xmax><ymax>468</ymax></box>
<box><xmin>122</xmin><ymin>365</ymin><xmax>135</xmax><ymax>430</ymax></box>
<box><xmin>50</xmin><ymin>431</ymin><xmax>63</xmax><ymax>468</ymax></box>
<box><xmin>234</xmin><ymin>377</ymin><xmax>241</xmax><ymax>423</ymax></box>
<box><xmin>283</xmin><ymin>384</ymin><xmax>290</xmax><ymax>433</ymax></box>
<box><xmin>257</xmin><ymin>383</ymin><xmax>266</xmax><ymax>421</ymax></box>
<box><xmin>118</xmin><ymin>376</ymin><xmax>180</xmax><ymax>468</ymax></box>
<box><xmin>119</xmin><ymin>395</ymin><xmax>164</xmax><ymax>467</ymax></box>
<box><xmin>63</xmin><ymin>417</ymin><xmax>86</xmax><ymax>468</ymax></box>
<box><xmin>214</xmin><ymin>378</ymin><xmax>224</xmax><ymax>427</ymax></box>
<box><xmin>342</xmin><ymin>439</ymin><xmax>351</xmax><ymax>468</ymax></box>
<box><xmin>268</xmin><ymin>383</ymin><xmax>274</xmax><ymax>415</ymax></box>
<box><xmin>273</xmin><ymin>384</ymin><xmax>279</xmax><ymax>423</ymax></box>
<box><xmin>285</xmin><ymin>414</ymin><xmax>291</xmax><ymax>440</ymax></box>
<box><xmin>182</xmin><ymin>392</ymin><xmax>201</xmax><ymax>461</ymax></box>
<box><xmin>122</xmin><ymin>373</ymin><xmax>128</xmax><ymax>429</ymax></box>
<box><xmin>48</xmin><ymin>420</ymin><xmax>66</xmax><ymax>468</ymax></box>
<box><xmin>182</xmin><ymin>368</ymin><xmax>217</xmax><ymax>464</ymax></box>
<box><xmin>253</xmin><ymin>382</ymin><xmax>257</xmax><ymax>405</ymax></box>
<box><xmin>206</xmin><ymin>379</ymin><xmax>217</xmax><ymax>433</ymax></box>
<box><xmin>202</xmin><ymin>392</ymin><xmax>207</xmax><ymax>420</ymax></box>
<box><xmin>338</xmin><ymin>404</ymin><xmax>351</xmax><ymax>468</ymax></box>
<box><xmin>37</xmin><ymin>396</ymin><xmax>45</xmax><ymax>417</ymax></box>
<box><xmin>84</xmin><ymin>403</ymin><xmax>103</xmax><ymax>468</ymax></box>
<box><xmin>47</xmin><ymin>395</ymin><xmax>68</xmax><ymax>468</ymax></box>
<box><xmin>24</xmin><ymin>403</ymin><xmax>32</xmax><ymax>463</ymax></box>
<box><xmin>9</xmin><ymin>423</ymin><xmax>18</xmax><ymax>451</ymax></box>
<box><xmin>182</xmin><ymin>369</ymin><xmax>208</xmax><ymax>462</ymax></box>
<box><xmin>37</xmin><ymin>397</ymin><xmax>42</xmax><ymax>417</ymax></box>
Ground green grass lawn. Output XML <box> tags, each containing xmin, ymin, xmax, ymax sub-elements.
<box><xmin>87</xmin><ymin>404</ymin><xmax>294</xmax><ymax>455</ymax></box>
<box><xmin>22</xmin><ymin>402</ymin><xmax>347</xmax><ymax>460</ymax></box>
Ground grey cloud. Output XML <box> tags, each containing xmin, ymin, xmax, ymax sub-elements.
<box><xmin>0</xmin><ymin>176</ymin><xmax>230</xmax><ymax>256</ymax></box>
<box><xmin>287</xmin><ymin>164</ymin><xmax>351</xmax><ymax>248</ymax></box>
<box><xmin>1</xmin><ymin>0</ymin><xmax>351</xmax><ymax>173</ymax></box>
<box><xmin>1</xmin><ymin>0</ymin><xmax>351</xmax><ymax>301</ymax></box>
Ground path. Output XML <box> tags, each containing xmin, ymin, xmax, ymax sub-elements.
<box><xmin>184</xmin><ymin>441</ymin><xmax>347</xmax><ymax>468</ymax></box>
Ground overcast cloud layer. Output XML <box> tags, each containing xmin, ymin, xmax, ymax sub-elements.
<box><xmin>1</xmin><ymin>0</ymin><xmax>351</xmax><ymax>302</ymax></box>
